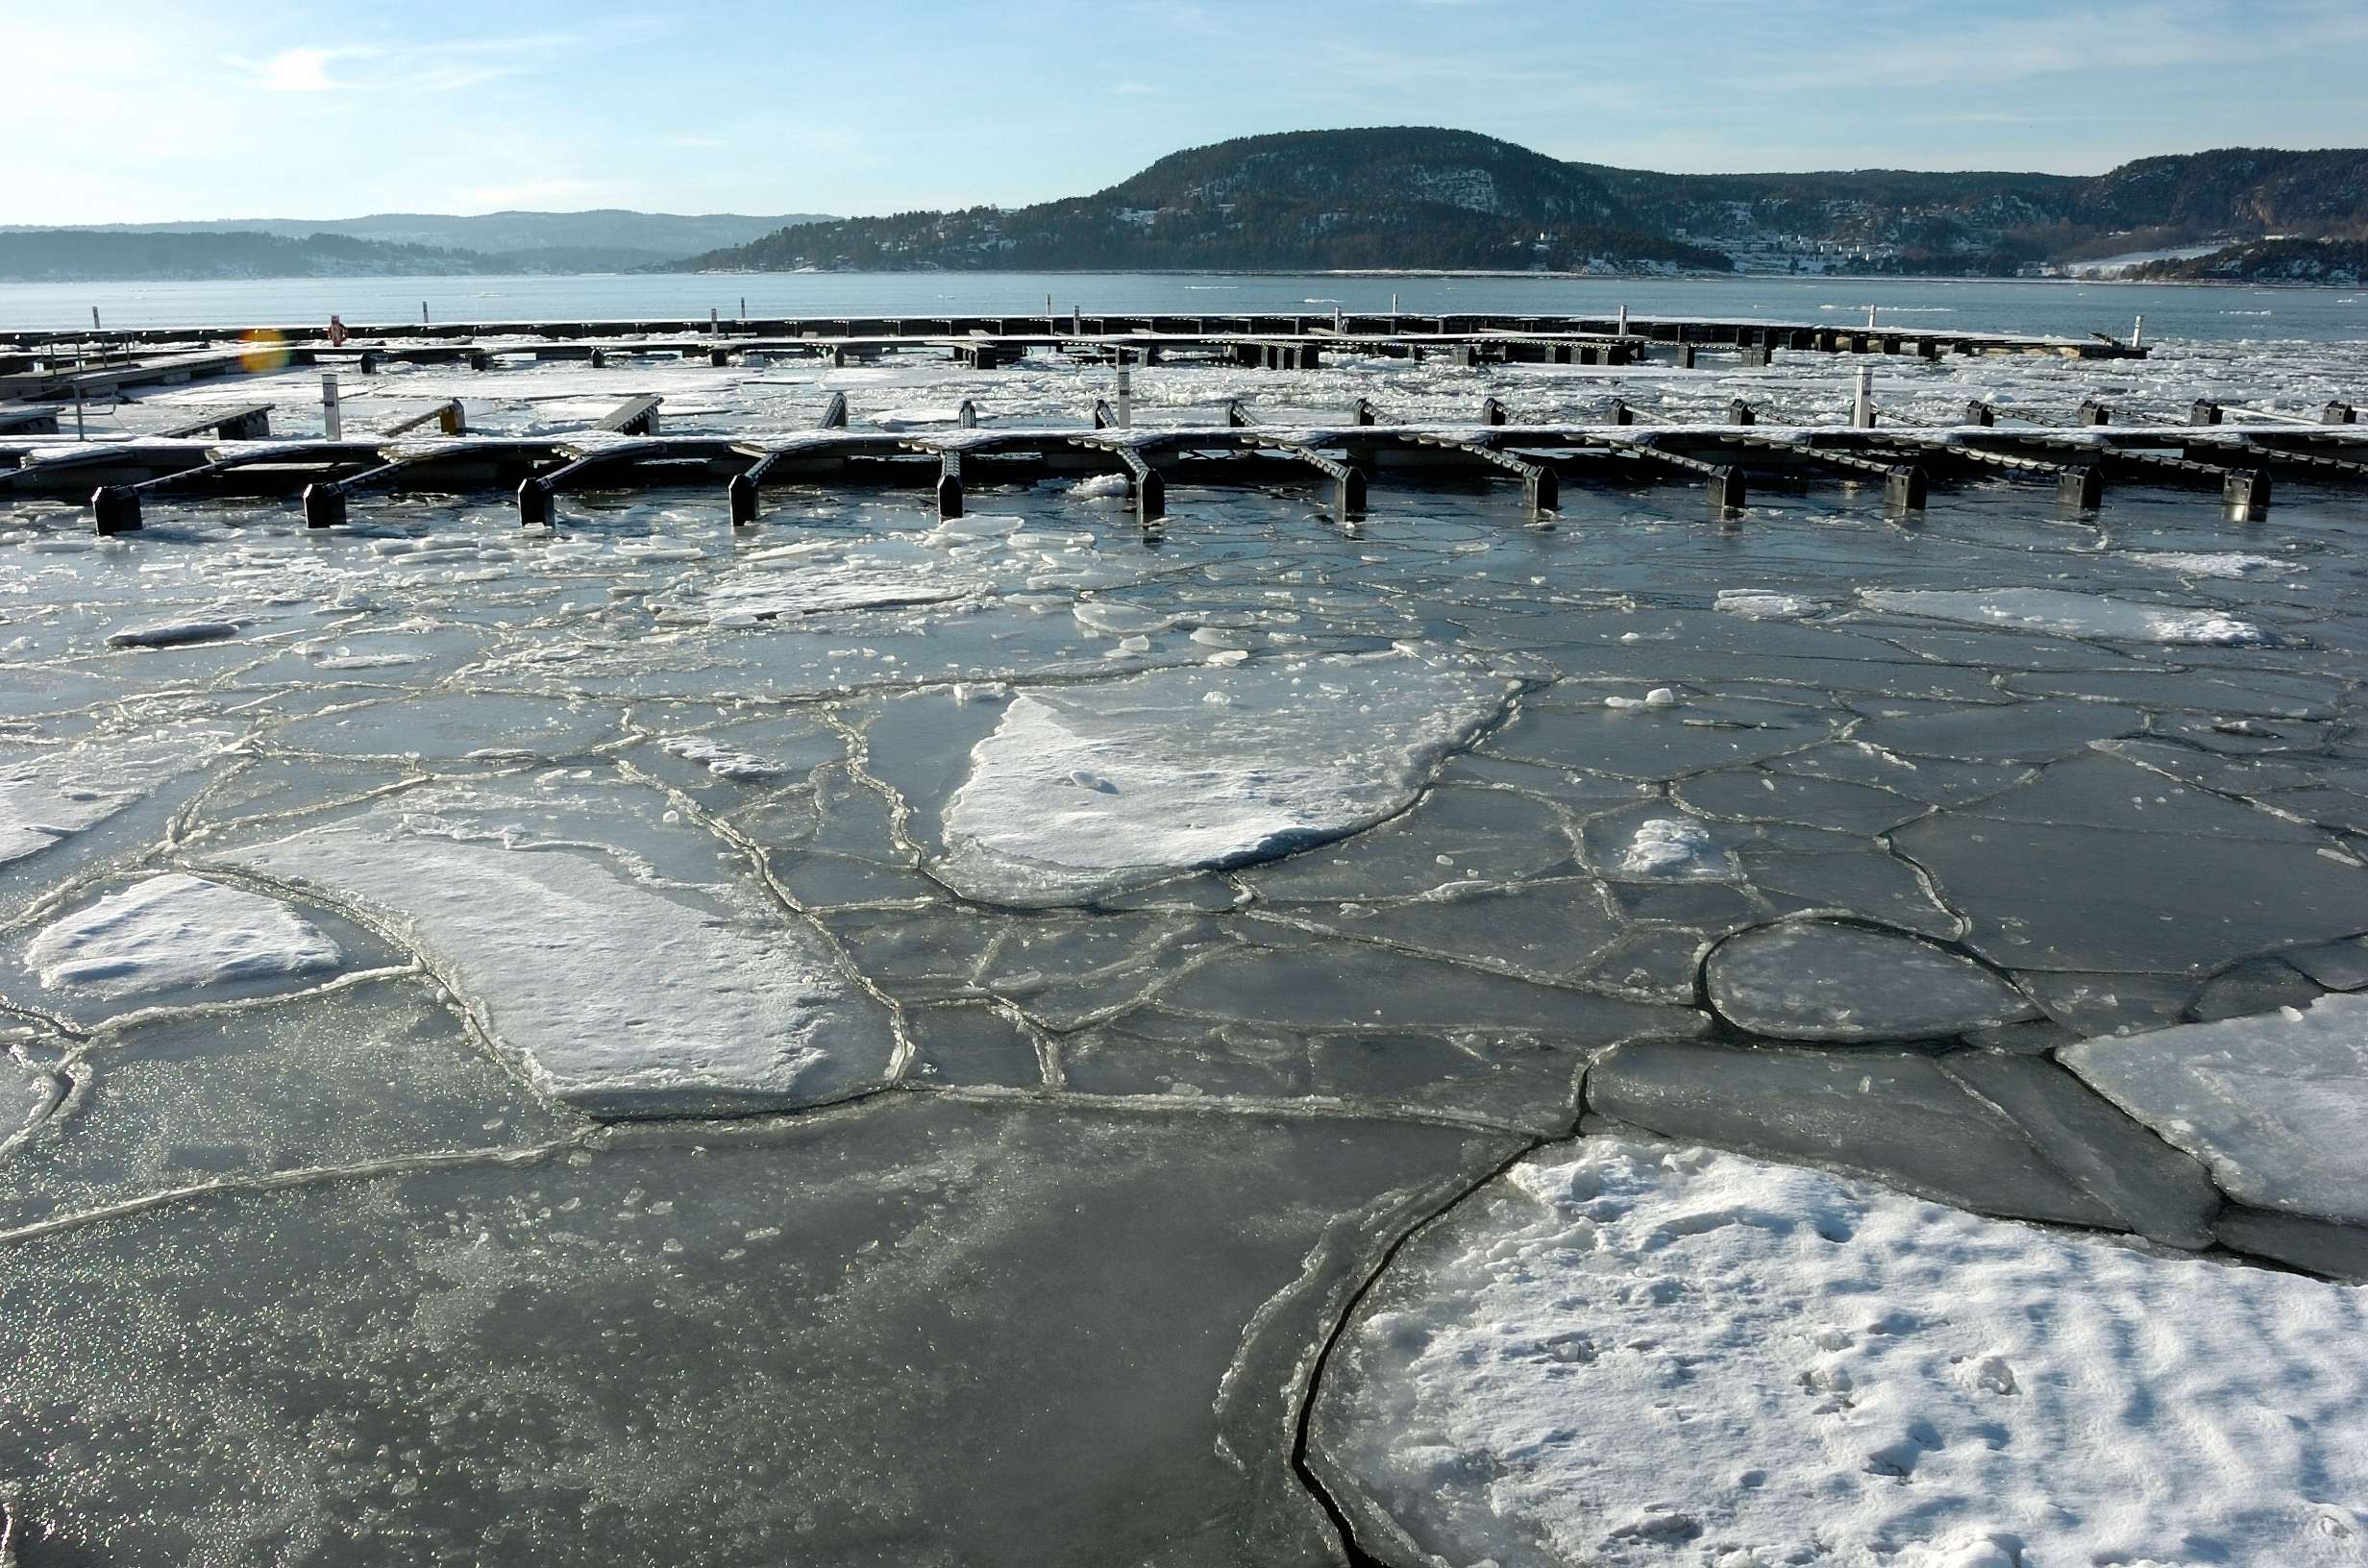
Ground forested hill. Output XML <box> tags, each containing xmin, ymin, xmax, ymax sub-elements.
<box><xmin>672</xmin><ymin>129</ymin><xmax>1734</xmax><ymax>275</ymax></box>
<box><xmin>0</xmin><ymin>209</ymin><xmax>837</xmax><ymax>281</ymax></box>
<box><xmin>0</xmin><ymin>229</ymin><xmax>501</xmax><ymax>282</ymax></box>
<box><xmin>2129</xmin><ymin>236</ymin><xmax>2367</xmax><ymax>285</ymax></box>
<box><xmin>674</xmin><ymin>130</ymin><xmax>2368</xmax><ymax>279</ymax></box>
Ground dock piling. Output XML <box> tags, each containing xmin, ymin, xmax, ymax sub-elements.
<box><xmin>936</xmin><ymin>453</ymin><xmax>965</xmax><ymax>521</ymax></box>
<box><xmin>321</xmin><ymin>373</ymin><xmax>342</xmax><ymax>440</ymax></box>
<box><xmin>302</xmin><ymin>483</ymin><xmax>347</xmax><ymax>529</ymax></box>
<box><xmin>90</xmin><ymin>485</ymin><xmax>142</xmax><ymax>534</ymax></box>
<box><xmin>2058</xmin><ymin>465</ymin><xmax>2104</xmax><ymax>511</ymax></box>
<box><xmin>2224</xmin><ymin>467</ymin><xmax>2274</xmax><ymax>520</ymax></box>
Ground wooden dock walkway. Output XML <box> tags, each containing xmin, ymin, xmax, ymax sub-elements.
<box><xmin>0</xmin><ymin>310</ymin><xmax>2149</xmax><ymax>401</ymax></box>
<box><xmin>7</xmin><ymin>389</ymin><xmax>2358</xmax><ymax>535</ymax></box>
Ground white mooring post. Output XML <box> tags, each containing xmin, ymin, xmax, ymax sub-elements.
<box><xmin>321</xmin><ymin>373</ymin><xmax>342</xmax><ymax>440</ymax></box>
<box><xmin>1391</xmin><ymin>291</ymin><xmax>1399</xmax><ymax>315</ymax></box>
<box><xmin>73</xmin><ymin>370</ymin><xmax>86</xmax><ymax>441</ymax></box>
<box><xmin>1616</xmin><ymin>303</ymin><xmax>1627</xmax><ymax>334</ymax></box>
<box><xmin>1866</xmin><ymin>304</ymin><xmax>1879</xmax><ymax>330</ymax></box>
<box><xmin>2132</xmin><ymin>314</ymin><xmax>2145</xmax><ymax>351</ymax></box>
<box><xmin>1116</xmin><ymin>364</ymin><xmax>1133</xmax><ymax>429</ymax></box>
<box><xmin>91</xmin><ymin>306</ymin><xmax>100</xmax><ymax>332</ymax></box>
<box><xmin>1852</xmin><ymin>364</ymin><xmax>1874</xmax><ymax>429</ymax></box>
<box><xmin>1072</xmin><ymin>307</ymin><xmax>1081</xmax><ymax>335</ymax></box>
<box><xmin>1334</xmin><ymin>306</ymin><xmax>1344</xmax><ymax>332</ymax></box>
<box><xmin>422</xmin><ymin>301</ymin><xmax>430</xmax><ymax>325</ymax></box>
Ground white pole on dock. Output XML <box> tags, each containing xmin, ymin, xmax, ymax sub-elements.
<box><xmin>1852</xmin><ymin>364</ymin><xmax>1874</xmax><ymax>429</ymax></box>
<box><xmin>2131</xmin><ymin>314</ymin><xmax>2145</xmax><ymax>350</ymax></box>
<box><xmin>711</xmin><ymin>306</ymin><xmax>719</xmax><ymax>333</ymax></box>
<box><xmin>1617</xmin><ymin>304</ymin><xmax>1627</xmax><ymax>334</ymax></box>
<box><xmin>1867</xmin><ymin>304</ymin><xmax>1879</xmax><ymax>330</ymax></box>
<box><xmin>1334</xmin><ymin>306</ymin><xmax>1344</xmax><ymax>332</ymax></box>
<box><xmin>422</xmin><ymin>301</ymin><xmax>430</xmax><ymax>326</ymax></box>
<box><xmin>321</xmin><ymin>373</ymin><xmax>342</xmax><ymax>440</ymax></box>
<box><xmin>1391</xmin><ymin>291</ymin><xmax>1399</xmax><ymax>316</ymax></box>
<box><xmin>91</xmin><ymin>306</ymin><xmax>100</xmax><ymax>332</ymax></box>
<box><xmin>73</xmin><ymin>367</ymin><xmax>86</xmax><ymax>441</ymax></box>
<box><xmin>1116</xmin><ymin>363</ymin><xmax>1133</xmax><ymax>429</ymax></box>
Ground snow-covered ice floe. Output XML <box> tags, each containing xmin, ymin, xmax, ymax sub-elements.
<box><xmin>1714</xmin><ymin>588</ymin><xmax>1823</xmax><ymax>620</ymax></box>
<box><xmin>672</xmin><ymin>538</ymin><xmax>979</xmax><ymax>625</ymax></box>
<box><xmin>1315</xmin><ymin>1139</ymin><xmax>2368</xmax><ymax>1568</ymax></box>
<box><xmin>2064</xmin><ymin>992</ymin><xmax>2368</xmax><ymax>1224</ymax></box>
<box><xmin>0</xmin><ymin>729</ymin><xmax>230</xmax><ymax>869</ymax></box>
<box><xmin>1860</xmin><ymin>586</ymin><xmax>2268</xmax><ymax>646</ymax></box>
<box><xmin>1616</xmin><ymin>816</ymin><xmax>1721</xmax><ymax>877</ymax></box>
<box><xmin>27</xmin><ymin>873</ymin><xmax>339</xmax><ymax>999</ymax></box>
<box><xmin>930</xmin><ymin>649</ymin><xmax>1513</xmax><ymax>906</ymax></box>
<box><xmin>226</xmin><ymin>786</ymin><xmax>893</xmax><ymax>1115</ymax></box>
<box><xmin>2125</xmin><ymin>551</ymin><xmax>2298</xmax><ymax>578</ymax></box>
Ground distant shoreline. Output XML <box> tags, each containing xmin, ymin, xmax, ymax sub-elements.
<box><xmin>0</xmin><ymin>267</ymin><xmax>2356</xmax><ymax>291</ymax></box>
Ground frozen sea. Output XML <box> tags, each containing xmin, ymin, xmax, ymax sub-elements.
<box><xmin>0</xmin><ymin>276</ymin><xmax>2365</xmax><ymax>1565</ymax></box>
<box><xmin>2</xmin><ymin>268</ymin><xmax>2363</xmax><ymax>342</ymax></box>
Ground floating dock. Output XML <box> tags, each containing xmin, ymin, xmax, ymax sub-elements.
<box><xmin>0</xmin><ymin>308</ymin><xmax>2149</xmax><ymax>408</ymax></box>
<box><xmin>6</xmin><ymin>387</ymin><xmax>2360</xmax><ymax>535</ymax></box>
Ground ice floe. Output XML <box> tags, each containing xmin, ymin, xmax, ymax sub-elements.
<box><xmin>678</xmin><ymin>540</ymin><xmax>979</xmax><ymax>625</ymax></box>
<box><xmin>1862</xmin><ymin>586</ymin><xmax>2267</xmax><ymax>646</ymax></box>
<box><xmin>26</xmin><ymin>873</ymin><xmax>340</xmax><ymax>998</ymax></box>
<box><xmin>2064</xmin><ymin>992</ymin><xmax>2368</xmax><ymax>1224</ymax></box>
<box><xmin>1616</xmin><ymin>817</ymin><xmax>1719</xmax><ymax>878</ymax></box>
<box><xmin>105</xmin><ymin>620</ymin><xmax>242</xmax><ymax>649</ymax></box>
<box><xmin>0</xmin><ymin>731</ymin><xmax>227</xmax><ymax>870</ymax></box>
<box><xmin>2125</xmin><ymin>551</ymin><xmax>2296</xmax><ymax>578</ymax></box>
<box><xmin>229</xmin><ymin>790</ymin><xmax>893</xmax><ymax>1113</ymax></box>
<box><xmin>1316</xmin><ymin>1139</ymin><xmax>2368</xmax><ymax>1568</ymax></box>
<box><xmin>1706</xmin><ymin>919</ymin><xmax>2037</xmax><ymax>1041</ymax></box>
<box><xmin>1714</xmin><ymin>589</ymin><xmax>1822</xmax><ymax>620</ymax></box>
<box><xmin>931</xmin><ymin>650</ymin><xmax>1511</xmax><ymax>906</ymax></box>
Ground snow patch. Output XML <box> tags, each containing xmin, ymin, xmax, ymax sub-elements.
<box><xmin>1319</xmin><ymin>1139</ymin><xmax>2368</xmax><ymax>1568</ymax></box>
<box><xmin>1618</xmin><ymin>817</ymin><xmax>1717</xmax><ymax>877</ymax></box>
<box><xmin>0</xmin><ymin>731</ymin><xmax>227</xmax><ymax>869</ymax></box>
<box><xmin>1862</xmin><ymin>587</ymin><xmax>2267</xmax><ymax>646</ymax></box>
<box><xmin>932</xmin><ymin>651</ymin><xmax>1510</xmax><ymax>906</ymax></box>
<box><xmin>1715</xmin><ymin>589</ymin><xmax>1821</xmax><ymax>620</ymax></box>
<box><xmin>230</xmin><ymin>794</ymin><xmax>893</xmax><ymax>1114</ymax></box>
<box><xmin>27</xmin><ymin>873</ymin><xmax>339</xmax><ymax>998</ymax></box>
<box><xmin>2126</xmin><ymin>551</ymin><xmax>2295</xmax><ymax>579</ymax></box>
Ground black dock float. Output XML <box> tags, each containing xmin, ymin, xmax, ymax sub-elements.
<box><xmin>12</xmin><ymin>413</ymin><xmax>2356</xmax><ymax>537</ymax></box>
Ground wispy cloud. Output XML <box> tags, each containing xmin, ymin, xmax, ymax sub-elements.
<box><xmin>225</xmin><ymin>33</ymin><xmax>574</xmax><ymax>97</ymax></box>
<box><xmin>227</xmin><ymin>46</ymin><xmax>375</xmax><ymax>93</ymax></box>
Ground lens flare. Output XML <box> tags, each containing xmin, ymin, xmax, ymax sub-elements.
<box><xmin>238</xmin><ymin>329</ymin><xmax>289</xmax><ymax>374</ymax></box>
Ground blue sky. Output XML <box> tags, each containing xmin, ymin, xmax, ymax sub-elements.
<box><xmin>8</xmin><ymin>0</ymin><xmax>2366</xmax><ymax>223</ymax></box>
